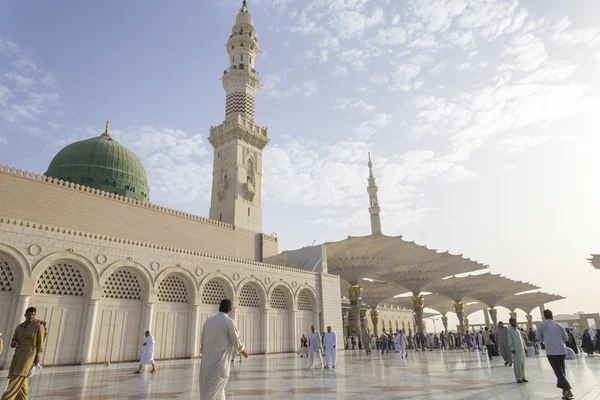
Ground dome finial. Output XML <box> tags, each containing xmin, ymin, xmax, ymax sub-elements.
<box><xmin>104</xmin><ymin>119</ymin><xmax>110</xmax><ymax>137</ymax></box>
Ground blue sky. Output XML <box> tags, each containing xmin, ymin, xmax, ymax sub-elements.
<box><xmin>2</xmin><ymin>0</ymin><xmax>600</xmax><ymax>325</ymax></box>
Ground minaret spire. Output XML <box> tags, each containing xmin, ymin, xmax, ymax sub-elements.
<box><xmin>367</xmin><ymin>152</ymin><xmax>382</xmax><ymax>235</ymax></box>
<box><xmin>208</xmin><ymin>1</ymin><xmax>268</xmax><ymax>233</ymax></box>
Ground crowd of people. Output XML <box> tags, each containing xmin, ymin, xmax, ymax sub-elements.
<box><xmin>334</xmin><ymin>310</ymin><xmax>593</xmax><ymax>400</ymax></box>
<box><xmin>1</xmin><ymin>302</ymin><xmax>595</xmax><ymax>400</ymax></box>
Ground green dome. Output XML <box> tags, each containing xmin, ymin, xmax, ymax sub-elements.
<box><xmin>45</xmin><ymin>128</ymin><xmax>150</xmax><ymax>202</ymax></box>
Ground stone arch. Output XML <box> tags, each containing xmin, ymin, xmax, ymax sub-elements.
<box><xmin>0</xmin><ymin>242</ymin><xmax>31</xmax><ymax>279</ymax></box>
<box><xmin>30</xmin><ymin>252</ymin><xmax>96</xmax><ymax>366</ymax></box>
<box><xmin>31</xmin><ymin>252</ymin><xmax>99</xmax><ymax>297</ymax></box>
<box><xmin>0</xmin><ymin>246</ymin><xmax>26</xmax><ymax>366</ymax></box>
<box><xmin>199</xmin><ymin>273</ymin><xmax>235</xmax><ymax>304</ymax></box>
<box><xmin>236</xmin><ymin>277</ymin><xmax>267</xmax><ymax>308</ymax></box>
<box><xmin>100</xmin><ymin>260</ymin><xmax>153</xmax><ymax>300</ymax></box>
<box><xmin>295</xmin><ymin>285</ymin><xmax>319</xmax><ymax>312</ymax></box>
<box><xmin>268</xmin><ymin>281</ymin><xmax>294</xmax><ymax>309</ymax></box>
<box><xmin>155</xmin><ymin>268</ymin><xmax>196</xmax><ymax>304</ymax></box>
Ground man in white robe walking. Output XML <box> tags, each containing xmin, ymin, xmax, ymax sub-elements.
<box><xmin>393</xmin><ymin>333</ymin><xmax>400</xmax><ymax>353</ymax></box>
<box><xmin>323</xmin><ymin>326</ymin><xmax>337</xmax><ymax>369</ymax></box>
<box><xmin>308</xmin><ymin>325</ymin><xmax>323</xmax><ymax>369</ymax></box>
<box><xmin>200</xmin><ymin>299</ymin><xmax>248</xmax><ymax>400</ymax></box>
<box><xmin>135</xmin><ymin>331</ymin><xmax>156</xmax><ymax>373</ymax></box>
<box><xmin>399</xmin><ymin>330</ymin><xmax>408</xmax><ymax>359</ymax></box>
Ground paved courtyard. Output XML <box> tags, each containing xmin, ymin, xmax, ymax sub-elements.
<box><xmin>2</xmin><ymin>350</ymin><xmax>600</xmax><ymax>399</ymax></box>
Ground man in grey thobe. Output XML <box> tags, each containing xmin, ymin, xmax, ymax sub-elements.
<box><xmin>497</xmin><ymin>322</ymin><xmax>513</xmax><ymax>366</ymax></box>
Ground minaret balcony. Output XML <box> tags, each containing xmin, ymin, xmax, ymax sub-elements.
<box><xmin>209</xmin><ymin>115</ymin><xmax>269</xmax><ymax>150</ymax></box>
<box><xmin>223</xmin><ymin>64</ymin><xmax>259</xmax><ymax>77</ymax></box>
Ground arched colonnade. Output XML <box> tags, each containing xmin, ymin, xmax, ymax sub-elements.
<box><xmin>0</xmin><ymin>246</ymin><xmax>320</xmax><ymax>367</ymax></box>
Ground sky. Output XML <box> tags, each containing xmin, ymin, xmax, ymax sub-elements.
<box><xmin>1</xmin><ymin>0</ymin><xmax>600</xmax><ymax>328</ymax></box>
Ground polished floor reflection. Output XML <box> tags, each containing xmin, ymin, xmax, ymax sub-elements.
<box><xmin>2</xmin><ymin>349</ymin><xmax>600</xmax><ymax>399</ymax></box>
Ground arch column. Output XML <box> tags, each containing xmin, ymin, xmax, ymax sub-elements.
<box><xmin>348</xmin><ymin>285</ymin><xmax>363</xmax><ymax>338</ymax></box>
<box><xmin>370</xmin><ymin>308</ymin><xmax>379</xmax><ymax>337</ymax></box>
<box><xmin>454</xmin><ymin>302</ymin><xmax>465</xmax><ymax>334</ymax></box>
<box><xmin>3</xmin><ymin>295</ymin><xmax>30</xmax><ymax>369</ymax></box>
<box><xmin>483</xmin><ymin>308</ymin><xmax>491</xmax><ymax>326</ymax></box>
<box><xmin>488</xmin><ymin>308</ymin><xmax>498</xmax><ymax>327</ymax></box>
<box><xmin>263</xmin><ymin>307</ymin><xmax>270</xmax><ymax>354</ymax></box>
<box><xmin>441</xmin><ymin>315</ymin><xmax>449</xmax><ymax>333</ymax></box>
<box><xmin>190</xmin><ymin>305</ymin><xmax>201</xmax><ymax>357</ymax></box>
<box><xmin>464</xmin><ymin>317</ymin><xmax>470</xmax><ymax>333</ymax></box>
<box><xmin>509</xmin><ymin>311</ymin><xmax>517</xmax><ymax>321</ymax></box>
<box><xmin>81</xmin><ymin>299</ymin><xmax>100</xmax><ymax>363</ymax></box>
<box><xmin>526</xmin><ymin>314</ymin><xmax>533</xmax><ymax>330</ymax></box>
<box><xmin>144</xmin><ymin>302</ymin><xmax>155</xmax><ymax>332</ymax></box>
<box><xmin>412</xmin><ymin>295</ymin><xmax>425</xmax><ymax>334</ymax></box>
<box><xmin>290</xmin><ymin>309</ymin><xmax>297</xmax><ymax>353</ymax></box>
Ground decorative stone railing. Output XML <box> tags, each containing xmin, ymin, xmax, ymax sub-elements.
<box><xmin>0</xmin><ymin>217</ymin><xmax>313</xmax><ymax>275</ymax></box>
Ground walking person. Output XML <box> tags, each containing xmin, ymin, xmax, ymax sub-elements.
<box><xmin>1</xmin><ymin>307</ymin><xmax>46</xmax><ymax>400</ymax></box>
<box><xmin>594</xmin><ymin>329</ymin><xmax>600</xmax><ymax>354</ymax></box>
<box><xmin>135</xmin><ymin>331</ymin><xmax>156</xmax><ymax>373</ymax></box>
<box><xmin>300</xmin><ymin>334</ymin><xmax>308</xmax><ymax>357</ymax></box>
<box><xmin>508</xmin><ymin>318</ymin><xmax>528</xmax><ymax>383</ymax></box>
<box><xmin>199</xmin><ymin>299</ymin><xmax>248</xmax><ymax>400</ymax></box>
<box><xmin>363</xmin><ymin>331</ymin><xmax>372</xmax><ymax>355</ymax></box>
<box><xmin>536</xmin><ymin>309</ymin><xmax>573</xmax><ymax>400</ymax></box>
<box><xmin>565</xmin><ymin>328</ymin><xmax>579</xmax><ymax>355</ymax></box>
<box><xmin>581</xmin><ymin>329</ymin><xmax>594</xmax><ymax>356</ymax></box>
<box><xmin>323</xmin><ymin>326</ymin><xmax>337</xmax><ymax>369</ymax></box>
<box><xmin>380</xmin><ymin>331</ymin><xmax>389</xmax><ymax>354</ymax></box>
<box><xmin>483</xmin><ymin>327</ymin><xmax>494</xmax><ymax>360</ymax></box>
<box><xmin>399</xmin><ymin>330</ymin><xmax>408</xmax><ymax>359</ymax></box>
<box><xmin>308</xmin><ymin>325</ymin><xmax>323</xmax><ymax>369</ymax></box>
<box><xmin>497</xmin><ymin>322</ymin><xmax>513</xmax><ymax>366</ymax></box>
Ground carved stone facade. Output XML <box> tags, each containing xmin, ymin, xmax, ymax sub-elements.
<box><xmin>0</xmin><ymin>214</ymin><xmax>341</xmax><ymax>367</ymax></box>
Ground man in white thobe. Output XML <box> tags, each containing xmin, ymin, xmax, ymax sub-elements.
<box><xmin>200</xmin><ymin>299</ymin><xmax>248</xmax><ymax>400</ymax></box>
<box><xmin>399</xmin><ymin>330</ymin><xmax>408</xmax><ymax>359</ymax></box>
<box><xmin>135</xmin><ymin>331</ymin><xmax>156</xmax><ymax>373</ymax></box>
<box><xmin>393</xmin><ymin>333</ymin><xmax>400</xmax><ymax>353</ymax></box>
<box><xmin>323</xmin><ymin>326</ymin><xmax>337</xmax><ymax>368</ymax></box>
<box><xmin>308</xmin><ymin>325</ymin><xmax>323</xmax><ymax>369</ymax></box>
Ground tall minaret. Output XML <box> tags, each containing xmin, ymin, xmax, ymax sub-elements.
<box><xmin>209</xmin><ymin>1</ymin><xmax>269</xmax><ymax>232</ymax></box>
<box><xmin>367</xmin><ymin>152</ymin><xmax>382</xmax><ymax>234</ymax></box>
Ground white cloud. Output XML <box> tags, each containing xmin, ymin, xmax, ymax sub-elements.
<box><xmin>494</xmin><ymin>135</ymin><xmax>553</xmax><ymax>153</ymax></box>
<box><xmin>390</xmin><ymin>63</ymin><xmax>422</xmax><ymax>92</ymax></box>
<box><xmin>303</xmin><ymin>79</ymin><xmax>320</xmax><ymax>97</ymax></box>
<box><xmin>376</xmin><ymin>27</ymin><xmax>407</xmax><ymax>46</ymax></box>
<box><xmin>332</xmin><ymin>65</ymin><xmax>350</xmax><ymax>77</ymax></box>
<box><xmin>110</xmin><ymin>126</ymin><xmax>212</xmax><ymax>204</ymax></box>
<box><xmin>335</xmin><ymin>98</ymin><xmax>375</xmax><ymax>114</ymax></box>
<box><xmin>4</xmin><ymin>72</ymin><xmax>36</xmax><ymax>91</ymax></box>
<box><xmin>369</xmin><ymin>73</ymin><xmax>389</xmax><ymax>84</ymax></box>
<box><xmin>353</xmin><ymin>113</ymin><xmax>392</xmax><ymax>139</ymax></box>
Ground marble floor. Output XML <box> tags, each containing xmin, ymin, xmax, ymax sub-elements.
<box><xmin>2</xmin><ymin>349</ymin><xmax>600</xmax><ymax>399</ymax></box>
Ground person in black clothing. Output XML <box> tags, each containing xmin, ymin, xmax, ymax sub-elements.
<box><xmin>300</xmin><ymin>334</ymin><xmax>308</xmax><ymax>357</ymax></box>
<box><xmin>582</xmin><ymin>329</ymin><xmax>594</xmax><ymax>356</ymax></box>
<box><xmin>565</xmin><ymin>328</ymin><xmax>578</xmax><ymax>355</ymax></box>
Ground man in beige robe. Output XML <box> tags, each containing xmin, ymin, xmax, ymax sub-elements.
<box><xmin>199</xmin><ymin>299</ymin><xmax>247</xmax><ymax>400</ymax></box>
<box><xmin>1</xmin><ymin>307</ymin><xmax>46</xmax><ymax>400</ymax></box>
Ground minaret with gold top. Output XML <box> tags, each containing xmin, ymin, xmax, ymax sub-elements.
<box><xmin>209</xmin><ymin>0</ymin><xmax>268</xmax><ymax>232</ymax></box>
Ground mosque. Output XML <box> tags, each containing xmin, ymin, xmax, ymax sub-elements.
<box><xmin>0</xmin><ymin>1</ymin><xmax>414</xmax><ymax>368</ymax></box>
<box><xmin>0</xmin><ymin>2</ymin><xmax>562</xmax><ymax>368</ymax></box>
